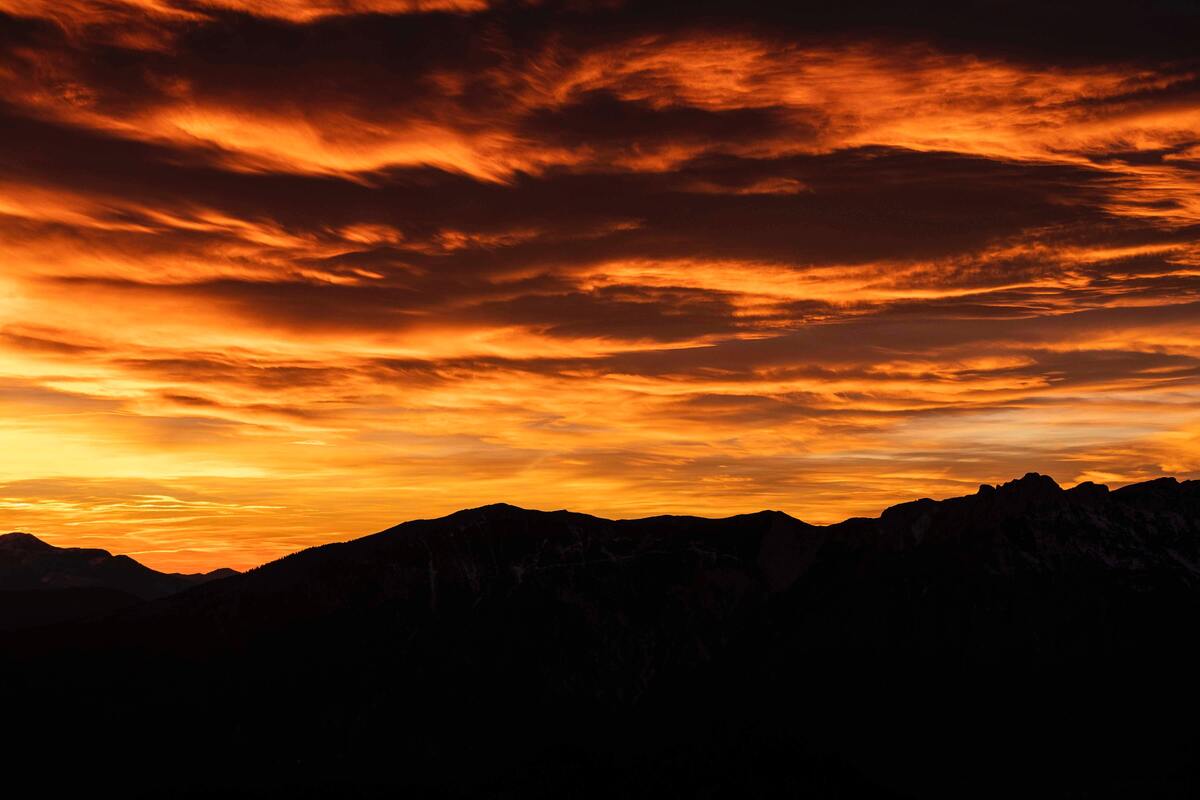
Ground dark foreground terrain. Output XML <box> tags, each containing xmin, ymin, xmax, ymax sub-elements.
<box><xmin>4</xmin><ymin>473</ymin><xmax>1200</xmax><ymax>797</ymax></box>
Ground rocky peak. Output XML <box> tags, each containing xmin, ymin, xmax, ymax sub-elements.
<box><xmin>0</xmin><ymin>532</ymin><xmax>55</xmax><ymax>552</ymax></box>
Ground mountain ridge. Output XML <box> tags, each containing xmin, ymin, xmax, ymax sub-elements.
<box><xmin>7</xmin><ymin>471</ymin><xmax>1193</xmax><ymax>581</ymax></box>
<box><xmin>4</xmin><ymin>472</ymin><xmax>1200</xmax><ymax>796</ymax></box>
<box><xmin>230</xmin><ymin>470</ymin><xmax>1196</xmax><ymax>580</ymax></box>
<box><xmin>0</xmin><ymin>534</ymin><xmax>241</xmax><ymax>585</ymax></box>
<box><xmin>48</xmin><ymin>470</ymin><xmax>1198</xmax><ymax>656</ymax></box>
<box><xmin>0</xmin><ymin>531</ymin><xmax>239</xmax><ymax>631</ymax></box>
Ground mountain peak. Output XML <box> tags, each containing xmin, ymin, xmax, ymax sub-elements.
<box><xmin>1007</xmin><ymin>471</ymin><xmax>1061</xmax><ymax>489</ymax></box>
<box><xmin>983</xmin><ymin>472</ymin><xmax>1062</xmax><ymax>503</ymax></box>
<box><xmin>469</xmin><ymin>502</ymin><xmax>533</xmax><ymax>513</ymax></box>
<box><xmin>1065</xmin><ymin>480</ymin><xmax>1110</xmax><ymax>504</ymax></box>
<box><xmin>0</xmin><ymin>532</ymin><xmax>55</xmax><ymax>552</ymax></box>
<box><xmin>0</xmin><ymin>531</ymin><xmax>235</xmax><ymax>602</ymax></box>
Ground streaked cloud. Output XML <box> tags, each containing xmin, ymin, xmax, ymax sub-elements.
<box><xmin>0</xmin><ymin>0</ymin><xmax>1197</xmax><ymax>569</ymax></box>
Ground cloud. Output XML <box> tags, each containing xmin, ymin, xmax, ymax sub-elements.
<box><xmin>0</xmin><ymin>0</ymin><xmax>1197</xmax><ymax>569</ymax></box>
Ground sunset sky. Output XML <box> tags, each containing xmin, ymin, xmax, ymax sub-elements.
<box><xmin>1</xmin><ymin>1</ymin><xmax>1198</xmax><ymax>571</ymax></box>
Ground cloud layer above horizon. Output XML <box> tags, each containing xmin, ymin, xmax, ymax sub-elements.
<box><xmin>1</xmin><ymin>0</ymin><xmax>1198</xmax><ymax>570</ymax></box>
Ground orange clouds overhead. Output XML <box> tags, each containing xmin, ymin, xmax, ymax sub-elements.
<box><xmin>0</xmin><ymin>0</ymin><xmax>487</xmax><ymax>25</ymax></box>
<box><xmin>0</xmin><ymin>0</ymin><xmax>1198</xmax><ymax>570</ymax></box>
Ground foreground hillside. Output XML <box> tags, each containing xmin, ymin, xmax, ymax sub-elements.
<box><xmin>4</xmin><ymin>473</ymin><xmax>1200</xmax><ymax>797</ymax></box>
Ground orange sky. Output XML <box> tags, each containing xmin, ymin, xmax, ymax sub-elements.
<box><xmin>1</xmin><ymin>0</ymin><xmax>1198</xmax><ymax>571</ymax></box>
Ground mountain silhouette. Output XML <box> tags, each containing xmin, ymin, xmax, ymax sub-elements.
<box><xmin>0</xmin><ymin>586</ymin><xmax>141</xmax><ymax>632</ymax></box>
<box><xmin>3</xmin><ymin>473</ymin><xmax>1200</xmax><ymax>797</ymax></box>
<box><xmin>0</xmin><ymin>531</ymin><xmax>236</xmax><ymax>630</ymax></box>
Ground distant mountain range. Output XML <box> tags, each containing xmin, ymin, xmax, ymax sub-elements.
<box><xmin>0</xmin><ymin>531</ymin><xmax>236</xmax><ymax>631</ymax></box>
<box><xmin>4</xmin><ymin>473</ymin><xmax>1200</xmax><ymax>797</ymax></box>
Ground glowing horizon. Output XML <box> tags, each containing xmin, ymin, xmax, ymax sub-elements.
<box><xmin>1</xmin><ymin>1</ymin><xmax>1198</xmax><ymax>571</ymax></box>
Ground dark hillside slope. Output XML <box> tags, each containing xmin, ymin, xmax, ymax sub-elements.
<box><xmin>0</xmin><ymin>587</ymin><xmax>141</xmax><ymax>631</ymax></box>
<box><xmin>4</xmin><ymin>475</ymin><xmax>1200</xmax><ymax>797</ymax></box>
